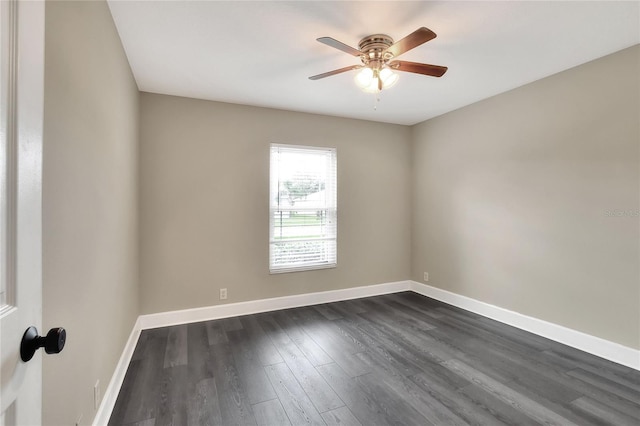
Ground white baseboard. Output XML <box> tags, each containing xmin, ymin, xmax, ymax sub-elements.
<box><xmin>410</xmin><ymin>281</ymin><xmax>640</xmax><ymax>371</ymax></box>
<box><xmin>94</xmin><ymin>279</ymin><xmax>640</xmax><ymax>425</ymax></box>
<box><xmin>138</xmin><ymin>280</ymin><xmax>411</xmax><ymax>330</ymax></box>
<box><xmin>93</xmin><ymin>317</ymin><xmax>142</xmax><ymax>426</ymax></box>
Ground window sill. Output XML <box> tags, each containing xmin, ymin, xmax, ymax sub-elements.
<box><xmin>269</xmin><ymin>263</ymin><xmax>337</xmax><ymax>274</ymax></box>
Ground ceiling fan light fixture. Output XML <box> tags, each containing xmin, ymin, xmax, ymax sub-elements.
<box><xmin>355</xmin><ymin>67</ymin><xmax>398</xmax><ymax>93</ymax></box>
<box><xmin>379</xmin><ymin>67</ymin><xmax>399</xmax><ymax>88</ymax></box>
<box><xmin>354</xmin><ymin>67</ymin><xmax>374</xmax><ymax>89</ymax></box>
<box><xmin>360</xmin><ymin>76</ymin><xmax>381</xmax><ymax>94</ymax></box>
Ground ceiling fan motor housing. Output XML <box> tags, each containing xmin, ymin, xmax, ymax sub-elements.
<box><xmin>358</xmin><ymin>34</ymin><xmax>395</xmax><ymax>68</ymax></box>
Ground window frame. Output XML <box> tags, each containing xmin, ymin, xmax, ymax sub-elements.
<box><xmin>269</xmin><ymin>143</ymin><xmax>337</xmax><ymax>274</ymax></box>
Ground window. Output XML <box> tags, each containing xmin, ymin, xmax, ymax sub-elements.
<box><xmin>270</xmin><ymin>144</ymin><xmax>337</xmax><ymax>273</ymax></box>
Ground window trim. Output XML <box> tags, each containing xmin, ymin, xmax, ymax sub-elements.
<box><xmin>269</xmin><ymin>143</ymin><xmax>337</xmax><ymax>274</ymax></box>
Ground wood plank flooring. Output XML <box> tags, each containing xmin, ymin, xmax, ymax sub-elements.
<box><xmin>108</xmin><ymin>292</ymin><xmax>640</xmax><ymax>425</ymax></box>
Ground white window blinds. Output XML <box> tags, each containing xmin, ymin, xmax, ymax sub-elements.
<box><xmin>270</xmin><ymin>144</ymin><xmax>337</xmax><ymax>273</ymax></box>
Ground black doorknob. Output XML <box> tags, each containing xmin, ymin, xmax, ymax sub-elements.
<box><xmin>20</xmin><ymin>326</ymin><xmax>66</xmax><ymax>362</ymax></box>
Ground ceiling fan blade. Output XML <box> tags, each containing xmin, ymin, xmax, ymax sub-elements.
<box><xmin>385</xmin><ymin>27</ymin><xmax>436</xmax><ymax>58</ymax></box>
<box><xmin>317</xmin><ymin>37</ymin><xmax>362</xmax><ymax>56</ymax></box>
<box><xmin>389</xmin><ymin>61</ymin><xmax>448</xmax><ymax>77</ymax></box>
<box><xmin>309</xmin><ymin>65</ymin><xmax>362</xmax><ymax>80</ymax></box>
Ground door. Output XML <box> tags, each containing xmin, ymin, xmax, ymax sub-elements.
<box><xmin>0</xmin><ymin>0</ymin><xmax>44</xmax><ymax>424</ymax></box>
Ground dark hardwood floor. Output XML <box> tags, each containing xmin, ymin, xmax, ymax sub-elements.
<box><xmin>108</xmin><ymin>292</ymin><xmax>640</xmax><ymax>425</ymax></box>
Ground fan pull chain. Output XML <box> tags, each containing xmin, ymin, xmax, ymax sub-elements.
<box><xmin>373</xmin><ymin>91</ymin><xmax>381</xmax><ymax>111</ymax></box>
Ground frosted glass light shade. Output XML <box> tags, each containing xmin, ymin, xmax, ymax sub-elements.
<box><xmin>354</xmin><ymin>67</ymin><xmax>398</xmax><ymax>93</ymax></box>
<box><xmin>379</xmin><ymin>68</ymin><xmax>399</xmax><ymax>88</ymax></box>
<box><xmin>354</xmin><ymin>68</ymin><xmax>374</xmax><ymax>88</ymax></box>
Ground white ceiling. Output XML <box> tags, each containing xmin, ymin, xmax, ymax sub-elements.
<box><xmin>107</xmin><ymin>1</ymin><xmax>640</xmax><ymax>126</ymax></box>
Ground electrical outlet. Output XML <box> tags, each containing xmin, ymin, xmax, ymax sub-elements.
<box><xmin>424</xmin><ymin>272</ymin><xmax>429</xmax><ymax>282</ymax></box>
<box><xmin>220</xmin><ymin>288</ymin><xmax>228</xmax><ymax>300</ymax></box>
<box><xmin>94</xmin><ymin>380</ymin><xmax>101</xmax><ymax>410</ymax></box>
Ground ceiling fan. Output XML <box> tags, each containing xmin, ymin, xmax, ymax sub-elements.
<box><xmin>309</xmin><ymin>27</ymin><xmax>448</xmax><ymax>93</ymax></box>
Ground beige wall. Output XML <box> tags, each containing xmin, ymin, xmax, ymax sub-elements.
<box><xmin>139</xmin><ymin>94</ymin><xmax>412</xmax><ymax>314</ymax></box>
<box><xmin>411</xmin><ymin>45</ymin><xmax>640</xmax><ymax>349</ymax></box>
<box><xmin>43</xmin><ymin>1</ymin><xmax>139</xmax><ymax>424</ymax></box>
